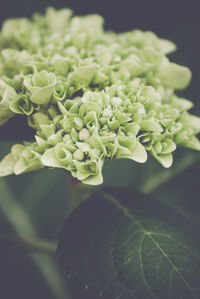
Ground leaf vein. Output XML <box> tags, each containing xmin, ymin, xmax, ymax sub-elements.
<box><xmin>101</xmin><ymin>191</ymin><xmax>199</xmax><ymax>297</ymax></box>
<box><xmin>139</xmin><ymin>234</ymin><xmax>159</xmax><ymax>298</ymax></box>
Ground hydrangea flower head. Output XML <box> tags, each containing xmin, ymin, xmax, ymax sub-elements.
<box><xmin>0</xmin><ymin>8</ymin><xmax>200</xmax><ymax>185</ymax></box>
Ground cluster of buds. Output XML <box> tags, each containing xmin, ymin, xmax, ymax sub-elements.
<box><xmin>0</xmin><ymin>8</ymin><xmax>199</xmax><ymax>184</ymax></box>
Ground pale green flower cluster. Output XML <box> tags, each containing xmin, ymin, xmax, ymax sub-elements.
<box><xmin>0</xmin><ymin>7</ymin><xmax>200</xmax><ymax>184</ymax></box>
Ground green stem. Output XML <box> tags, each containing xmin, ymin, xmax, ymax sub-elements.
<box><xmin>67</xmin><ymin>174</ymin><xmax>97</xmax><ymax>212</ymax></box>
<box><xmin>1</xmin><ymin>235</ymin><xmax>57</xmax><ymax>254</ymax></box>
<box><xmin>0</xmin><ymin>179</ymin><xmax>70</xmax><ymax>299</ymax></box>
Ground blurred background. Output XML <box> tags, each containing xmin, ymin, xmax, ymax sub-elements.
<box><xmin>0</xmin><ymin>0</ymin><xmax>200</xmax><ymax>298</ymax></box>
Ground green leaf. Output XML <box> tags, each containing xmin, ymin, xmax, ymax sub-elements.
<box><xmin>58</xmin><ymin>188</ymin><xmax>200</xmax><ymax>299</ymax></box>
<box><xmin>0</xmin><ymin>141</ymin><xmax>71</xmax><ymax>299</ymax></box>
<box><xmin>102</xmin><ymin>148</ymin><xmax>200</xmax><ymax>194</ymax></box>
<box><xmin>150</xmin><ymin>158</ymin><xmax>200</xmax><ymax>228</ymax></box>
<box><xmin>0</xmin><ymin>178</ymin><xmax>70</xmax><ymax>299</ymax></box>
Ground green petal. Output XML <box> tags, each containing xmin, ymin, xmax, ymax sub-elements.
<box><xmin>157</xmin><ymin>39</ymin><xmax>176</xmax><ymax>54</ymax></box>
<box><xmin>47</xmin><ymin>133</ymin><xmax>63</xmax><ymax>146</ymax></box>
<box><xmin>93</xmin><ymin>70</ymin><xmax>108</xmax><ymax>84</ymax></box>
<box><xmin>51</xmin><ymin>55</ymin><xmax>70</xmax><ymax>76</ymax></box>
<box><xmin>1</xmin><ymin>49</ymin><xmax>29</xmax><ymax>73</ymax></box>
<box><xmin>158</xmin><ymin>58</ymin><xmax>191</xmax><ymax>90</ymax></box>
<box><xmin>58</xmin><ymin>102</ymin><xmax>77</xmax><ymax>117</ymax></box>
<box><xmin>151</xmin><ymin>149</ymin><xmax>173</xmax><ymax>168</ymax></box>
<box><xmin>117</xmin><ymin>135</ymin><xmax>136</xmax><ymax>152</ymax></box>
<box><xmin>79</xmin><ymin>102</ymin><xmax>102</xmax><ymax>117</ymax></box>
<box><xmin>180</xmin><ymin>136</ymin><xmax>200</xmax><ymax>151</ymax></box>
<box><xmin>140</xmin><ymin>86</ymin><xmax>161</xmax><ymax>102</ymax></box>
<box><xmin>41</xmin><ymin>147</ymin><xmax>63</xmax><ymax>168</ymax></box>
<box><xmin>76</xmin><ymin>142</ymin><xmax>91</xmax><ymax>152</ymax></box>
<box><xmin>84</xmin><ymin>111</ymin><xmax>100</xmax><ymax>131</ymax></box>
<box><xmin>52</xmin><ymin>83</ymin><xmax>67</xmax><ymax>102</ymax></box>
<box><xmin>131</xmin><ymin>142</ymin><xmax>147</xmax><ymax>163</ymax></box>
<box><xmin>28</xmin><ymin>112</ymin><xmax>50</xmax><ymax>129</ymax></box>
<box><xmin>39</xmin><ymin>124</ymin><xmax>55</xmax><ymax>139</ymax></box>
<box><xmin>23</xmin><ymin>71</ymin><xmax>56</xmax><ymax>104</ymax></box>
<box><xmin>69</xmin><ymin>66</ymin><xmax>96</xmax><ymax>86</ymax></box>
<box><xmin>153</xmin><ymin>141</ymin><xmax>162</xmax><ymax>154</ymax></box>
<box><xmin>44</xmin><ymin>8</ymin><xmax>72</xmax><ymax>31</ymax></box>
<box><xmin>115</xmin><ymin>136</ymin><xmax>147</xmax><ymax>163</ymax></box>
<box><xmin>0</xmin><ymin>79</ymin><xmax>17</xmax><ymax>125</ymax></box>
<box><xmin>171</xmin><ymin>96</ymin><xmax>193</xmax><ymax>111</ymax></box>
<box><xmin>9</xmin><ymin>94</ymin><xmax>34</xmax><ymax>115</ymax></box>
<box><xmin>11</xmin><ymin>144</ymin><xmax>25</xmax><ymax>161</ymax></box>
<box><xmin>184</xmin><ymin>114</ymin><xmax>200</xmax><ymax>134</ymax></box>
<box><xmin>123</xmin><ymin>123</ymin><xmax>140</xmax><ymax>136</ymax></box>
<box><xmin>14</xmin><ymin>154</ymin><xmax>43</xmax><ymax>175</ymax></box>
<box><xmin>161</xmin><ymin>138</ymin><xmax>176</xmax><ymax>154</ymax></box>
<box><xmin>77</xmin><ymin>159</ymin><xmax>103</xmax><ymax>185</ymax></box>
<box><xmin>0</xmin><ymin>153</ymin><xmax>15</xmax><ymax>176</ymax></box>
<box><xmin>113</xmin><ymin>110</ymin><xmax>132</xmax><ymax>125</ymax></box>
<box><xmin>120</xmin><ymin>54</ymin><xmax>144</xmax><ymax>77</ymax></box>
<box><xmin>88</xmin><ymin>131</ymin><xmax>106</xmax><ymax>156</ymax></box>
<box><xmin>140</xmin><ymin>119</ymin><xmax>163</xmax><ymax>132</ymax></box>
<box><xmin>20</xmin><ymin>64</ymin><xmax>37</xmax><ymax>77</ymax></box>
<box><xmin>30</xmin><ymin>83</ymin><xmax>56</xmax><ymax>105</ymax></box>
<box><xmin>32</xmin><ymin>70</ymin><xmax>50</xmax><ymax>87</ymax></box>
<box><xmin>54</xmin><ymin>143</ymin><xmax>73</xmax><ymax>165</ymax></box>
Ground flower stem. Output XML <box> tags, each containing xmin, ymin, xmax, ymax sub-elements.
<box><xmin>1</xmin><ymin>235</ymin><xmax>57</xmax><ymax>254</ymax></box>
<box><xmin>67</xmin><ymin>175</ymin><xmax>97</xmax><ymax>212</ymax></box>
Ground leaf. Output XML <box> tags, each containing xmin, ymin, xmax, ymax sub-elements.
<box><xmin>0</xmin><ymin>178</ymin><xmax>70</xmax><ymax>299</ymax></box>
<box><xmin>150</xmin><ymin>158</ymin><xmax>200</xmax><ymax>228</ymax></box>
<box><xmin>58</xmin><ymin>188</ymin><xmax>200</xmax><ymax>299</ymax></box>
<box><xmin>139</xmin><ymin>149</ymin><xmax>200</xmax><ymax>194</ymax></box>
<box><xmin>0</xmin><ymin>139</ymin><xmax>72</xmax><ymax>238</ymax></box>
<box><xmin>102</xmin><ymin>148</ymin><xmax>200</xmax><ymax>194</ymax></box>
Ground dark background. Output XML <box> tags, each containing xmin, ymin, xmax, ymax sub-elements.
<box><xmin>0</xmin><ymin>0</ymin><xmax>200</xmax><ymax>36</ymax></box>
<box><xmin>0</xmin><ymin>1</ymin><xmax>200</xmax><ymax>299</ymax></box>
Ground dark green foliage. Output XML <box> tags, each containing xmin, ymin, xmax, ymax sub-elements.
<box><xmin>58</xmin><ymin>188</ymin><xmax>200</xmax><ymax>299</ymax></box>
